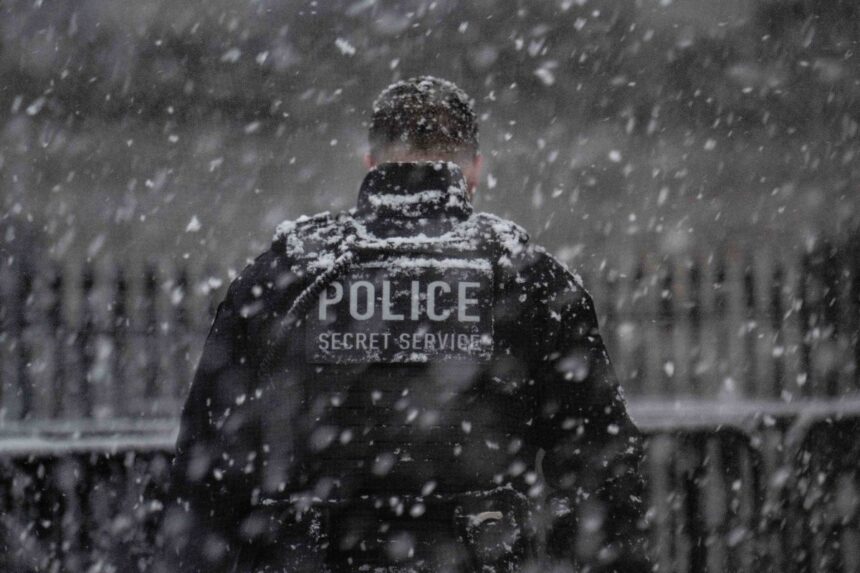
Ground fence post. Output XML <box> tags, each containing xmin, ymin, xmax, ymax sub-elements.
<box><xmin>642</xmin><ymin>254</ymin><xmax>665</xmax><ymax>396</ymax></box>
<box><xmin>76</xmin><ymin>264</ymin><xmax>95</xmax><ymax>418</ymax></box>
<box><xmin>646</xmin><ymin>434</ymin><xmax>675</xmax><ymax>571</ymax></box>
<box><xmin>657</xmin><ymin>258</ymin><xmax>673</xmax><ymax>395</ymax></box>
<box><xmin>112</xmin><ymin>266</ymin><xmax>129</xmax><ymax>417</ymax></box>
<box><xmin>749</xmin><ymin>249</ymin><xmax>773</xmax><ymax>400</ymax></box>
<box><xmin>702</xmin><ymin>251</ymin><xmax>727</xmax><ymax>398</ymax></box>
<box><xmin>172</xmin><ymin>265</ymin><xmax>191</xmax><ymax>403</ymax></box>
<box><xmin>821</xmin><ymin>244</ymin><xmax>841</xmax><ymax>397</ymax></box>
<box><xmin>798</xmin><ymin>252</ymin><xmax>814</xmax><ymax>398</ymax></box>
<box><xmin>629</xmin><ymin>255</ymin><xmax>646</xmax><ymax>395</ymax></box>
<box><xmin>15</xmin><ymin>269</ymin><xmax>34</xmax><ymax>419</ymax></box>
<box><xmin>143</xmin><ymin>263</ymin><xmax>159</xmax><ymax>406</ymax></box>
<box><xmin>725</xmin><ymin>246</ymin><xmax>746</xmax><ymax>398</ymax></box>
<box><xmin>48</xmin><ymin>263</ymin><xmax>66</xmax><ymax>418</ymax></box>
<box><xmin>743</xmin><ymin>254</ymin><xmax>758</xmax><ymax>397</ymax></box>
<box><xmin>852</xmin><ymin>244</ymin><xmax>860</xmax><ymax>392</ymax></box>
<box><xmin>614</xmin><ymin>249</ymin><xmax>639</xmax><ymax>395</ymax></box>
<box><xmin>688</xmin><ymin>257</ymin><xmax>704</xmax><ymax>396</ymax></box>
<box><xmin>668</xmin><ymin>255</ymin><xmax>691</xmax><ymax>396</ymax></box>
<box><xmin>769</xmin><ymin>260</ymin><xmax>785</xmax><ymax>399</ymax></box>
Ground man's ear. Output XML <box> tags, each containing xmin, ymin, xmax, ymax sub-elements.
<box><xmin>463</xmin><ymin>153</ymin><xmax>483</xmax><ymax>199</ymax></box>
<box><xmin>364</xmin><ymin>153</ymin><xmax>376</xmax><ymax>170</ymax></box>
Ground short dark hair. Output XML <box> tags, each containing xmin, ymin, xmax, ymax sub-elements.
<box><xmin>369</xmin><ymin>76</ymin><xmax>478</xmax><ymax>160</ymax></box>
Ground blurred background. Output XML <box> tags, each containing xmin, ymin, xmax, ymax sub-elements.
<box><xmin>1</xmin><ymin>0</ymin><xmax>857</xmax><ymax>265</ymax></box>
<box><xmin>1</xmin><ymin>0</ymin><xmax>858</xmax><ymax>414</ymax></box>
<box><xmin>0</xmin><ymin>1</ymin><xmax>859</xmax><ymax>570</ymax></box>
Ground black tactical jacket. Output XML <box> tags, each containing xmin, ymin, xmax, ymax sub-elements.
<box><xmin>166</xmin><ymin>162</ymin><xmax>649</xmax><ymax>572</ymax></box>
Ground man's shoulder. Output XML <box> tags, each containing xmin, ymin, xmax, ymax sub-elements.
<box><xmin>273</xmin><ymin>209</ymin><xmax>341</xmax><ymax>238</ymax></box>
<box><xmin>466</xmin><ymin>212</ymin><xmax>590</xmax><ymax>311</ymax></box>
<box><xmin>468</xmin><ymin>211</ymin><xmax>529</xmax><ymax>256</ymax></box>
<box><xmin>526</xmin><ymin>244</ymin><xmax>586</xmax><ymax>293</ymax></box>
<box><xmin>272</xmin><ymin>210</ymin><xmax>347</xmax><ymax>255</ymax></box>
<box><xmin>268</xmin><ymin>209</ymin><xmax>365</xmax><ymax>275</ymax></box>
<box><xmin>222</xmin><ymin>211</ymin><xmax>347</xmax><ymax>309</ymax></box>
<box><xmin>492</xmin><ymin>233</ymin><xmax>587</xmax><ymax>310</ymax></box>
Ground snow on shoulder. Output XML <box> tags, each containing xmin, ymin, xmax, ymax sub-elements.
<box><xmin>473</xmin><ymin>212</ymin><xmax>529</xmax><ymax>260</ymax></box>
<box><xmin>272</xmin><ymin>210</ymin><xmax>338</xmax><ymax>260</ymax></box>
<box><xmin>272</xmin><ymin>208</ymin><xmax>530</xmax><ymax>273</ymax></box>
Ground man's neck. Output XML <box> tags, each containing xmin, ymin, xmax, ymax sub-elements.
<box><xmin>354</xmin><ymin>161</ymin><xmax>474</xmax><ymax>237</ymax></box>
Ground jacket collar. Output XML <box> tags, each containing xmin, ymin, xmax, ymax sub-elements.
<box><xmin>355</xmin><ymin>162</ymin><xmax>473</xmax><ymax>229</ymax></box>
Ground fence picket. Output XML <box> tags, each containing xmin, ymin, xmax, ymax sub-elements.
<box><xmin>143</xmin><ymin>264</ymin><xmax>159</xmax><ymax>406</ymax></box>
<box><xmin>751</xmin><ymin>250</ymin><xmax>774</xmax><ymax>399</ymax></box>
<box><xmin>643</xmin><ymin>254</ymin><xmax>664</xmax><ymax>396</ymax></box>
<box><xmin>780</xmin><ymin>251</ymin><xmax>804</xmax><ymax>400</ymax></box>
<box><xmin>614</xmin><ymin>251</ymin><xmax>639</xmax><ymax>394</ymax></box>
<box><xmin>669</xmin><ymin>256</ymin><xmax>691</xmax><ymax>396</ymax></box>
<box><xmin>699</xmin><ymin>252</ymin><xmax>722</xmax><ymax>397</ymax></box>
<box><xmin>852</xmin><ymin>247</ymin><xmax>860</xmax><ymax>392</ymax></box>
<box><xmin>768</xmin><ymin>259</ymin><xmax>786</xmax><ymax>400</ymax></box>
<box><xmin>647</xmin><ymin>435</ymin><xmax>674</xmax><ymax>571</ymax></box>
<box><xmin>835</xmin><ymin>247</ymin><xmax>855</xmax><ymax>396</ymax></box>
<box><xmin>674</xmin><ymin>437</ymin><xmax>696</xmax><ymax>573</ymax></box>
<box><xmin>76</xmin><ymin>264</ymin><xmax>95</xmax><ymax>418</ymax></box>
<box><xmin>657</xmin><ymin>259</ymin><xmax>673</xmax><ymax>395</ymax></box>
<box><xmin>111</xmin><ymin>265</ymin><xmax>129</xmax><ymax>417</ymax></box>
<box><xmin>627</xmin><ymin>258</ymin><xmax>644</xmax><ymax>396</ymax></box>
<box><xmin>704</xmin><ymin>436</ymin><xmax>727</xmax><ymax>572</ymax></box>
<box><xmin>170</xmin><ymin>264</ymin><xmax>192</xmax><ymax>402</ymax></box>
<box><xmin>688</xmin><ymin>257</ymin><xmax>705</xmax><ymax>396</ymax></box>
<box><xmin>798</xmin><ymin>252</ymin><xmax>814</xmax><ymax>398</ymax></box>
<box><xmin>725</xmin><ymin>247</ymin><xmax>747</xmax><ymax>399</ymax></box>
<box><xmin>47</xmin><ymin>263</ymin><xmax>66</xmax><ymax>418</ymax></box>
<box><xmin>743</xmin><ymin>254</ymin><xmax>758</xmax><ymax>397</ymax></box>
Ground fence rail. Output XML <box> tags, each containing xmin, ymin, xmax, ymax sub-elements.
<box><xmin>1</xmin><ymin>241</ymin><xmax>858</xmax><ymax>421</ymax></box>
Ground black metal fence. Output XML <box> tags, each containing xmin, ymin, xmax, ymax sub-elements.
<box><xmin>1</xmin><ymin>242</ymin><xmax>859</xmax><ymax>570</ymax></box>
<box><xmin>1</xmin><ymin>412</ymin><xmax>858</xmax><ymax>572</ymax></box>
<box><xmin>1</xmin><ymin>241</ymin><xmax>858</xmax><ymax>422</ymax></box>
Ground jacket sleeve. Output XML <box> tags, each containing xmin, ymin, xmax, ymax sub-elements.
<box><xmin>163</xmin><ymin>282</ymin><xmax>261</xmax><ymax>572</ymax></box>
<box><xmin>531</xmin><ymin>262</ymin><xmax>651</xmax><ymax>572</ymax></box>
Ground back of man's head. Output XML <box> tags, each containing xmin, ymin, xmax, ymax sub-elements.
<box><xmin>369</xmin><ymin>76</ymin><xmax>478</xmax><ymax>164</ymax></box>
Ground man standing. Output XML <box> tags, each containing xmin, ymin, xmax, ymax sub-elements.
<box><xmin>166</xmin><ymin>76</ymin><xmax>650</xmax><ymax>572</ymax></box>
